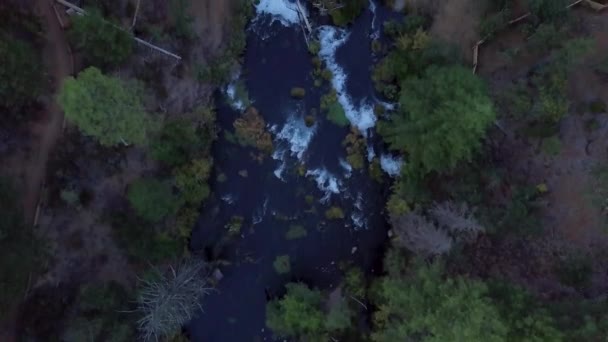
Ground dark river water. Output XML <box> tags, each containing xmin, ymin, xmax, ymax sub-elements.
<box><xmin>189</xmin><ymin>1</ymin><xmax>403</xmax><ymax>340</ymax></box>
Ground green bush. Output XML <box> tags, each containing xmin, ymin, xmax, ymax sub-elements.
<box><xmin>285</xmin><ymin>225</ymin><xmax>308</xmax><ymax>240</ymax></box>
<box><xmin>527</xmin><ymin>0</ymin><xmax>568</xmax><ymax>23</ymax></box>
<box><xmin>541</xmin><ymin>135</ymin><xmax>561</xmax><ymax>156</ymax></box>
<box><xmin>0</xmin><ymin>178</ymin><xmax>46</xmax><ymax>319</ymax></box>
<box><xmin>325</xmin><ymin>206</ymin><xmax>345</xmax><ymax>220</ymax></box>
<box><xmin>169</xmin><ymin>0</ymin><xmax>195</xmax><ymax>40</ymax></box>
<box><xmin>267</xmin><ymin>283</ymin><xmax>325</xmax><ymax>339</ymax></box>
<box><xmin>329</xmin><ymin>0</ymin><xmax>366</xmax><ymax>26</ymax></box>
<box><xmin>151</xmin><ymin>119</ymin><xmax>202</xmax><ymax>167</ymax></box>
<box><xmin>127</xmin><ymin>178</ymin><xmax>179</xmax><ymax>222</ymax></box>
<box><xmin>173</xmin><ymin>158</ymin><xmax>212</xmax><ymax>206</ymax></box>
<box><xmin>109</xmin><ymin>210</ymin><xmax>182</xmax><ymax>263</ymax></box>
<box><xmin>290</xmin><ymin>87</ymin><xmax>306</xmax><ymax>99</ymax></box>
<box><xmin>63</xmin><ymin>282</ymin><xmax>135</xmax><ymax>342</ymax></box>
<box><xmin>0</xmin><ymin>33</ymin><xmax>44</xmax><ymax>117</ymax></box>
<box><xmin>273</xmin><ymin>255</ymin><xmax>291</xmax><ymax>274</ymax></box>
<box><xmin>59</xmin><ymin>67</ymin><xmax>149</xmax><ymax>146</ymax></box>
<box><xmin>69</xmin><ymin>8</ymin><xmax>133</xmax><ymax>68</ymax></box>
<box><xmin>266</xmin><ymin>282</ymin><xmax>353</xmax><ymax>340</ymax></box>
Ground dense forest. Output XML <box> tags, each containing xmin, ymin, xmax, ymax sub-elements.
<box><xmin>1</xmin><ymin>0</ymin><xmax>608</xmax><ymax>341</ymax></box>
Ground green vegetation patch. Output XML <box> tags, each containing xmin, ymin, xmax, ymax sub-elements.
<box><xmin>0</xmin><ymin>179</ymin><xmax>46</xmax><ymax>319</ymax></box>
<box><xmin>285</xmin><ymin>225</ymin><xmax>308</xmax><ymax>240</ymax></box>
<box><xmin>233</xmin><ymin>107</ymin><xmax>274</xmax><ymax>154</ymax></box>
<box><xmin>325</xmin><ymin>206</ymin><xmax>345</xmax><ymax>220</ymax></box>
<box><xmin>0</xmin><ymin>33</ymin><xmax>44</xmax><ymax>117</ymax></box>
<box><xmin>59</xmin><ymin>67</ymin><xmax>149</xmax><ymax>146</ymax></box>
<box><xmin>128</xmin><ymin>178</ymin><xmax>179</xmax><ymax>223</ymax></box>
<box><xmin>290</xmin><ymin>87</ymin><xmax>306</xmax><ymax>99</ymax></box>
<box><xmin>69</xmin><ymin>8</ymin><xmax>133</xmax><ymax>69</ymax></box>
<box><xmin>273</xmin><ymin>255</ymin><xmax>291</xmax><ymax>274</ymax></box>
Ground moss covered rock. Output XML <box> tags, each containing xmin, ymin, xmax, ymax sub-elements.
<box><xmin>290</xmin><ymin>87</ymin><xmax>306</xmax><ymax>99</ymax></box>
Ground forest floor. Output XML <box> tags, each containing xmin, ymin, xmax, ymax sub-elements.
<box><xmin>475</xmin><ymin>8</ymin><xmax>608</xmax><ymax>297</ymax></box>
<box><xmin>22</xmin><ymin>0</ymin><xmax>72</xmax><ymax>225</ymax></box>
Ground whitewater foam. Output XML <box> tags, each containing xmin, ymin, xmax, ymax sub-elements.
<box><xmin>225</xmin><ymin>82</ymin><xmax>245</xmax><ymax>111</ymax></box>
<box><xmin>369</xmin><ymin>0</ymin><xmax>379</xmax><ymax>38</ymax></box>
<box><xmin>318</xmin><ymin>26</ymin><xmax>377</xmax><ymax>132</ymax></box>
<box><xmin>380</xmin><ymin>154</ymin><xmax>403</xmax><ymax>177</ymax></box>
<box><xmin>221</xmin><ymin>194</ymin><xmax>237</xmax><ymax>204</ymax></box>
<box><xmin>339</xmin><ymin>159</ymin><xmax>353</xmax><ymax>178</ymax></box>
<box><xmin>253</xmin><ymin>197</ymin><xmax>269</xmax><ymax>225</ymax></box>
<box><xmin>255</xmin><ymin>0</ymin><xmax>302</xmax><ymax>26</ymax></box>
<box><xmin>306</xmin><ymin>168</ymin><xmax>342</xmax><ymax>203</ymax></box>
<box><xmin>275</xmin><ymin>115</ymin><xmax>316</xmax><ymax>160</ymax></box>
<box><xmin>367</xmin><ymin>146</ymin><xmax>376</xmax><ymax>162</ymax></box>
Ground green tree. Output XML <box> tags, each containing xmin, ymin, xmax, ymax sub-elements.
<box><xmin>0</xmin><ymin>34</ymin><xmax>43</xmax><ymax>116</ymax></box>
<box><xmin>127</xmin><ymin>178</ymin><xmax>179</xmax><ymax>222</ymax></box>
<box><xmin>380</xmin><ymin>65</ymin><xmax>495</xmax><ymax>175</ymax></box>
<box><xmin>62</xmin><ymin>282</ymin><xmax>135</xmax><ymax>342</ymax></box>
<box><xmin>488</xmin><ymin>282</ymin><xmax>564</xmax><ymax>341</ymax></box>
<box><xmin>59</xmin><ymin>67</ymin><xmax>149</xmax><ymax>146</ymax></box>
<box><xmin>173</xmin><ymin>158</ymin><xmax>212</xmax><ymax>205</ymax></box>
<box><xmin>69</xmin><ymin>8</ymin><xmax>133</xmax><ymax>68</ymax></box>
<box><xmin>0</xmin><ymin>178</ymin><xmax>46</xmax><ymax>319</ymax></box>
<box><xmin>371</xmin><ymin>262</ymin><xmax>508</xmax><ymax>342</ymax></box>
<box><xmin>151</xmin><ymin>119</ymin><xmax>201</xmax><ymax>167</ymax></box>
<box><xmin>266</xmin><ymin>283</ymin><xmax>325</xmax><ymax>340</ymax></box>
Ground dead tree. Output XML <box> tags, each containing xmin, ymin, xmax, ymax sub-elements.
<box><xmin>311</xmin><ymin>0</ymin><xmax>345</xmax><ymax>16</ymax></box>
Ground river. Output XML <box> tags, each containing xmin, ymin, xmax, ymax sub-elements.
<box><xmin>189</xmin><ymin>1</ymin><xmax>403</xmax><ymax>340</ymax></box>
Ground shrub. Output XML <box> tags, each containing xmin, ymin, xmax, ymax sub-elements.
<box><xmin>136</xmin><ymin>260</ymin><xmax>212</xmax><ymax>341</ymax></box>
<box><xmin>128</xmin><ymin>178</ymin><xmax>179</xmax><ymax>222</ymax></box>
<box><xmin>173</xmin><ymin>158</ymin><xmax>212</xmax><ymax>205</ymax></box>
<box><xmin>327</xmin><ymin>103</ymin><xmax>349</xmax><ymax>127</ymax></box>
<box><xmin>285</xmin><ymin>225</ymin><xmax>308</xmax><ymax>240</ymax></box>
<box><xmin>151</xmin><ymin>119</ymin><xmax>202</xmax><ymax>167</ymax></box>
<box><xmin>329</xmin><ymin>0</ymin><xmax>366</xmax><ymax>26</ymax></box>
<box><xmin>169</xmin><ymin>0</ymin><xmax>195</xmax><ymax>40</ymax></box>
<box><xmin>0</xmin><ymin>33</ymin><xmax>43</xmax><ymax>117</ymax></box>
<box><xmin>233</xmin><ymin>107</ymin><xmax>274</xmax><ymax>153</ymax></box>
<box><xmin>541</xmin><ymin>135</ymin><xmax>561</xmax><ymax>156</ymax></box>
<box><xmin>63</xmin><ymin>282</ymin><xmax>135</xmax><ymax>342</ymax></box>
<box><xmin>290</xmin><ymin>87</ymin><xmax>306</xmax><ymax>99</ymax></box>
<box><xmin>58</xmin><ymin>67</ymin><xmax>149</xmax><ymax>146</ymax></box>
<box><xmin>325</xmin><ymin>206</ymin><xmax>345</xmax><ymax>220</ymax></box>
<box><xmin>266</xmin><ymin>282</ymin><xmax>354</xmax><ymax>340</ymax></box>
<box><xmin>69</xmin><ymin>8</ymin><xmax>133</xmax><ymax>68</ymax></box>
<box><xmin>308</xmin><ymin>39</ymin><xmax>321</xmax><ymax>55</ymax></box>
<box><xmin>343</xmin><ymin>267</ymin><xmax>365</xmax><ymax>298</ymax></box>
<box><xmin>0</xmin><ymin>178</ymin><xmax>46</xmax><ymax>319</ymax></box>
<box><xmin>273</xmin><ymin>255</ymin><xmax>291</xmax><ymax>274</ymax></box>
<box><xmin>109</xmin><ymin>211</ymin><xmax>182</xmax><ymax>263</ymax></box>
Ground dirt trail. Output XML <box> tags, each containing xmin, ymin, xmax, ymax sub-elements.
<box><xmin>23</xmin><ymin>0</ymin><xmax>72</xmax><ymax>224</ymax></box>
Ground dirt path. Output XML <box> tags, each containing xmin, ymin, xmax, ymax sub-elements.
<box><xmin>23</xmin><ymin>0</ymin><xmax>72</xmax><ymax>224</ymax></box>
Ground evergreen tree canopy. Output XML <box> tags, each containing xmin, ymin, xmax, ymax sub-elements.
<box><xmin>0</xmin><ymin>34</ymin><xmax>43</xmax><ymax>116</ymax></box>
<box><xmin>69</xmin><ymin>8</ymin><xmax>133</xmax><ymax>68</ymax></box>
<box><xmin>380</xmin><ymin>65</ymin><xmax>495</xmax><ymax>175</ymax></box>
<box><xmin>266</xmin><ymin>283</ymin><xmax>326</xmax><ymax>340</ymax></box>
<box><xmin>371</xmin><ymin>262</ymin><xmax>508</xmax><ymax>342</ymax></box>
<box><xmin>127</xmin><ymin>178</ymin><xmax>179</xmax><ymax>222</ymax></box>
<box><xmin>59</xmin><ymin>67</ymin><xmax>149</xmax><ymax>146</ymax></box>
